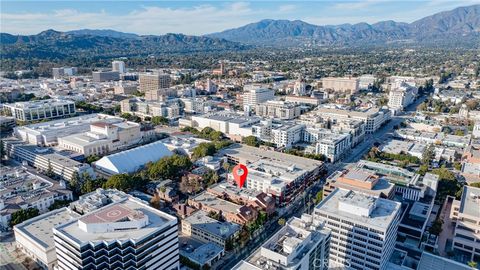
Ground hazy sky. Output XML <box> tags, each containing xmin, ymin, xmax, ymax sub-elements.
<box><xmin>1</xmin><ymin>0</ymin><xmax>478</xmax><ymax>35</ymax></box>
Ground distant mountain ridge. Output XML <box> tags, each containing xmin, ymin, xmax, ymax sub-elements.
<box><xmin>0</xmin><ymin>30</ymin><xmax>249</xmax><ymax>60</ymax></box>
<box><xmin>0</xmin><ymin>4</ymin><xmax>479</xmax><ymax>61</ymax></box>
<box><xmin>207</xmin><ymin>4</ymin><xmax>480</xmax><ymax>46</ymax></box>
<box><xmin>67</xmin><ymin>29</ymin><xmax>139</xmax><ymax>39</ymax></box>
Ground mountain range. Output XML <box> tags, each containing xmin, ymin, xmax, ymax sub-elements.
<box><xmin>0</xmin><ymin>30</ymin><xmax>248</xmax><ymax>60</ymax></box>
<box><xmin>0</xmin><ymin>4</ymin><xmax>479</xmax><ymax>62</ymax></box>
<box><xmin>208</xmin><ymin>4</ymin><xmax>480</xmax><ymax>46</ymax></box>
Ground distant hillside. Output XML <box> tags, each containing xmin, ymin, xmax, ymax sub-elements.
<box><xmin>67</xmin><ymin>29</ymin><xmax>139</xmax><ymax>39</ymax></box>
<box><xmin>0</xmin><ymin>30</ymin><xmax>250</xmax><ymax>60</ymax></box>
<box><xmin>207</xmin><ymin>4</ymin><xmax>480</xmax><ymax>46</ymax></box>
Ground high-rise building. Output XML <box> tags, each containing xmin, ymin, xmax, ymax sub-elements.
<box><xmin>314</xmin><ymin>188</ymin><xmax>401</xmax><ymax>270</ymax></box>
<box><xmin>53</xmin><ymin>196</ymin><xmax>179</xmax><ymax>270</ymax></box>
<box><xmin>242</xmin><ymin>85</ymin><xmax>275</xmax><ymax>107</ymax></box>
<box><xmin>112</xmin><ymin>60</ymin><xmax>126</xmax><ymax>74</ymax></box>
<box><xmin>139</xmin><ymin>73</ymin><xmax>171</xmax><ymax>93</ymax></box>
<box><xmin>387</xmin><ymin>81</ymin><xmax>418</xmax><ymax>113</ymax></box>
<box><xmin>450</xmin><ymin>185</ymin><xmax>480</xmax><ymax>263</ymax></box>
<box><xmin>92</xmin><ymin>71</ymin><xmax>120</xmax><ymax>82</ymax></box>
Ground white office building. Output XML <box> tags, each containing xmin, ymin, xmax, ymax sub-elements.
<box><xmin>57</xmin><ymin>120</ymin><xmax>142</xmax><ymax>157</ymax></box>
<box><xmin>242</xmin><ymin>84</ymin><xmax>275</xmax><ymax>107</ymax></box>
<box><xmin>255</xmin><ymin>100</ymin><xmax>301</xmax><ymax>120</ymax></box>
<box><xmin>315</xmin><ymin>133</ymin><xmax>351</xmax><ymax>163</ymax></box>
<box><xmin>53</xmin><ymin>196</ymin><xmax>179</xmax><ymax>270</ymax></box>
<box><xmin>388</xmin><ymin>81</ymin><xmax>418</xmax><ymax>112</ymax></box>
<box><xmin>314</xmin><ymin>107</ymin><xmax>391</xmax><ymax>134</ymax></box>
<box><xmin>4</xmin><ymin>99</ymin><xmax>76</xmax><ymax>122</ymax></box>
<box><xmin>112</xmin><ymin>60</ymin><xmax>126</xmax><ymax>74</ymax></box>
<box><xmin>14</xmin><ymin>114</ymin><xmax>110</xmax><ymax>146</ymax></box>
<box><xmin>270</xmin><ymin>123</ymin><xmax>305</xmax><ymax>148</ymax></box>
<box><xmin>191</xmin><ymin>112</ymin><xmax>261</xmax><ymax>140</ymax></box>
<box><xmin>314</xmin><ymin>189</ymin><xmax>401</xmax><ymax>270</ymax></box>
<box><xmin>3</xmin><ymin>139</ymin><xmax>95</xmax><ymax>181</ymax></box>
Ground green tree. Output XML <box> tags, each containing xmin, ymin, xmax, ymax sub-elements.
<box><xmin>48</xmin><ymin>199</ymin><xmax>72</xmax><ymax>211</ymax></box>
<box><xmin>85</xmin><ymin>155</ymin><xmax>100</xmax><ymax>164</ymax></box>
<box><xmin>278</xmin><ymin>218</ymin><xmax>286</xmax><ymax>226</ymax></box>
<box><xmin>70</xmin><ymin>171</ymin><xmax>81</xmax><ymax>194</ymax></box>
<box><xmin>104</xmin><ymin>174</ymin><xmax>134</xmax><ymax>191</ymax></box>
<box><xmin>81</xmin><ymin>179</ymin><xmax>105</xmax><ymax>194</ymax></box>
<box><xmin>422</xmin><ymin>145</ymin><xmax>435</xmax><ymax>165</ymax></box>
<box><xmin>46</xmin><ymin>159</ymin><xmax>54</xmax><ymax>178</ymax></box>
<box><xmin>10</xmin><ymin>208</ymin><xmax>40</xmax><ymax>226</ymax></box>
<box><xmin>431</xmin><ymin>167</ymin><xmax>461</xmax><ymax>203</ymax></box>
<box><xmin>470</xmin><ymin>182</ymin><xmax>480</xmax><ymax>188</ymax></box>
<box><xmin>192</xmin><ymin>143</ymin><xmax>216</xmax><ymax>160</ymax></box>
<box><xmin>242</xmin><ymin>136</ymin><xmax>259</xmax><ymax>147</ymax></box>
<box><xmin>468</xmin><ymin>261</ymin><xmax>478</xmax><ymax>268</ymax></box>
<box><xmin>151</xmin><ymin>116</ymin><xmax>169</xmax><ymax>125</ymax></box>
<box><xmin>148</xmin><ymin>154</ymin><xmax>192</xmax><ymax>180</ymax></box>
<box><xmin>429</xmin><ymin>218</ymin><xmax>443</xmax><ymax>235</ymax></box>
<box><xmin>418</xmin><ymin>165</ymin><xmax>429</xmax><ymax>176</ymax></box>
<box><xmin>314</xmin><ymin>191</ymin><xmax>323</xmax><ymax>204</ymax></box>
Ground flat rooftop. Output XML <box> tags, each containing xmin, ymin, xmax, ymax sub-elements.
<box><xmin>209</xmin><ymin>182</ymin><xmax>263</xmax><ymax>200</ymax></box>
<box><xmin>219</xmin><ymin>144</ymin><xmax>323</xmax><ymax>172</ymax></box>
<box><xmin>190</xmin><ymin>192</ymin><xmax>242</xmax><ymax>214</ymax></box>
<box><xmin>380</xmin><ymin>140</ymin><xmax>413</xmax><ymax>154</ymax></box>
<box><xmin>15</xmin><ymin>114</ymin><xmax>101</xmax><ymax>134</ymax></box>
<box><xmin>315</xmin><ymin>188</ymin><xmax>401</xmax><ymax>231</ymax></box>
<box><xmin>459</xmin><ymin>185</ymin><xmax>480</xmax><ymax>218</ymax></box>
<box><xmin>4</xmin><ymin>99</ymin><xmax>74</xmax><ymax>109</ymax></box>
<box><xmin>183</xmin><ymin>211</ymin><xmax>240</xmax><ymax>239</ymax></box>
<box><xmin>344</xmin><ymin>168</ymin><xmax>376</xmax><ymax>183</ymax></box>
<box><xmin>55</xmin><ymin>197</ymin><xmax>177</xmax><ymax>245</ymax></box>
<box><xmin>15</xmin><ymin>208</ymin><xmax>80</xmax><ymax>250</ymax></box>
<box><xmin>179</xmin><ymin>241</ymin><xmax>223</xmax><ymax>266</ymax></box>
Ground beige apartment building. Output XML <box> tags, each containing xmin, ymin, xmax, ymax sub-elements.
<box><xmin>322</xmin><ymin>77</ymin><xmax>360</xmax><ymax>94</ymax></box>
<box><xmin>450</xmin><ymin>185</ymin><xmax>480</xmax><ymax>262</ymax></box>
<box><xmin>139</xmin><ymin>73</ymin><xmax>171</xmax><ymax>92</ymax></box>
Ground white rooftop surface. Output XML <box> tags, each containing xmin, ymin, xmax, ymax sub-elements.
<box><xmin>417</xmin><ymin>252</ymin><xmax>471</xmax><ymax>270</ymax></box>
<box><xmin>5</xmin><ymin>99</ymin><xmax>74</xmax><ymax>109</ymax></box>
<box><xmin>231</xmin><ymin>261</ymin><xmax>262</xmax><ymax>270</ymax></box>
<box><xmin>59</xmin><ymin>133</ymin><xmax>109</xmax><ymax>147</ymax></box>
<box><xmin>316</xmin><ymin>188</ymin><xmax>401</xmax><ymax>231</ymax></box>
<box><xmin>247</xmin><ymin>160</ymin><xmax>303</xmax><ymax>189</ymax></box>
<box><xmin>459</xmin><ymin>186</ymin><xmax>480</xmax><ymax>218</ymax></box>
<box><xmin>209</xmin><ymin>182</ymin><xmax>263</xmax><ymax>200</ymax></box>
<box><xmin>15</xmin><ymin>208</ymin><xmax>80</xmax><ymax>250</ymax></box>
<box><xmin>191</xmin><ymin>192</ymin><xmax>242</xmax><ymax>214</ymax></box>
<box><xmin>184</xmin><ymin>211</ymin><xmax>240</xmax><ymax>239</ymax></box>
<box><xmin>93</xmin><ymin>141</ymin><xmax>172</xmax><ymax>174</ymax></box>
<box><xmin>220</xmin><ymin>144</ymin><xmax>323</xmax><ymax>172</ymax></box>
<box><xmin>55</xmin><ymin>198</ymin><xmax>176</xmax><ymax>245</ymax></box>
<box><xmin>380</xmin><ymin>140</ymin><xmax>413</xmax><ymax>154</ymax></box>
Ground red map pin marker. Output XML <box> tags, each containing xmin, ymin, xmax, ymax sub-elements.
<box><xmin>233</xmin><ymin>164</ymin><xmax>248</xmax><ymax>189</ymax></box>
